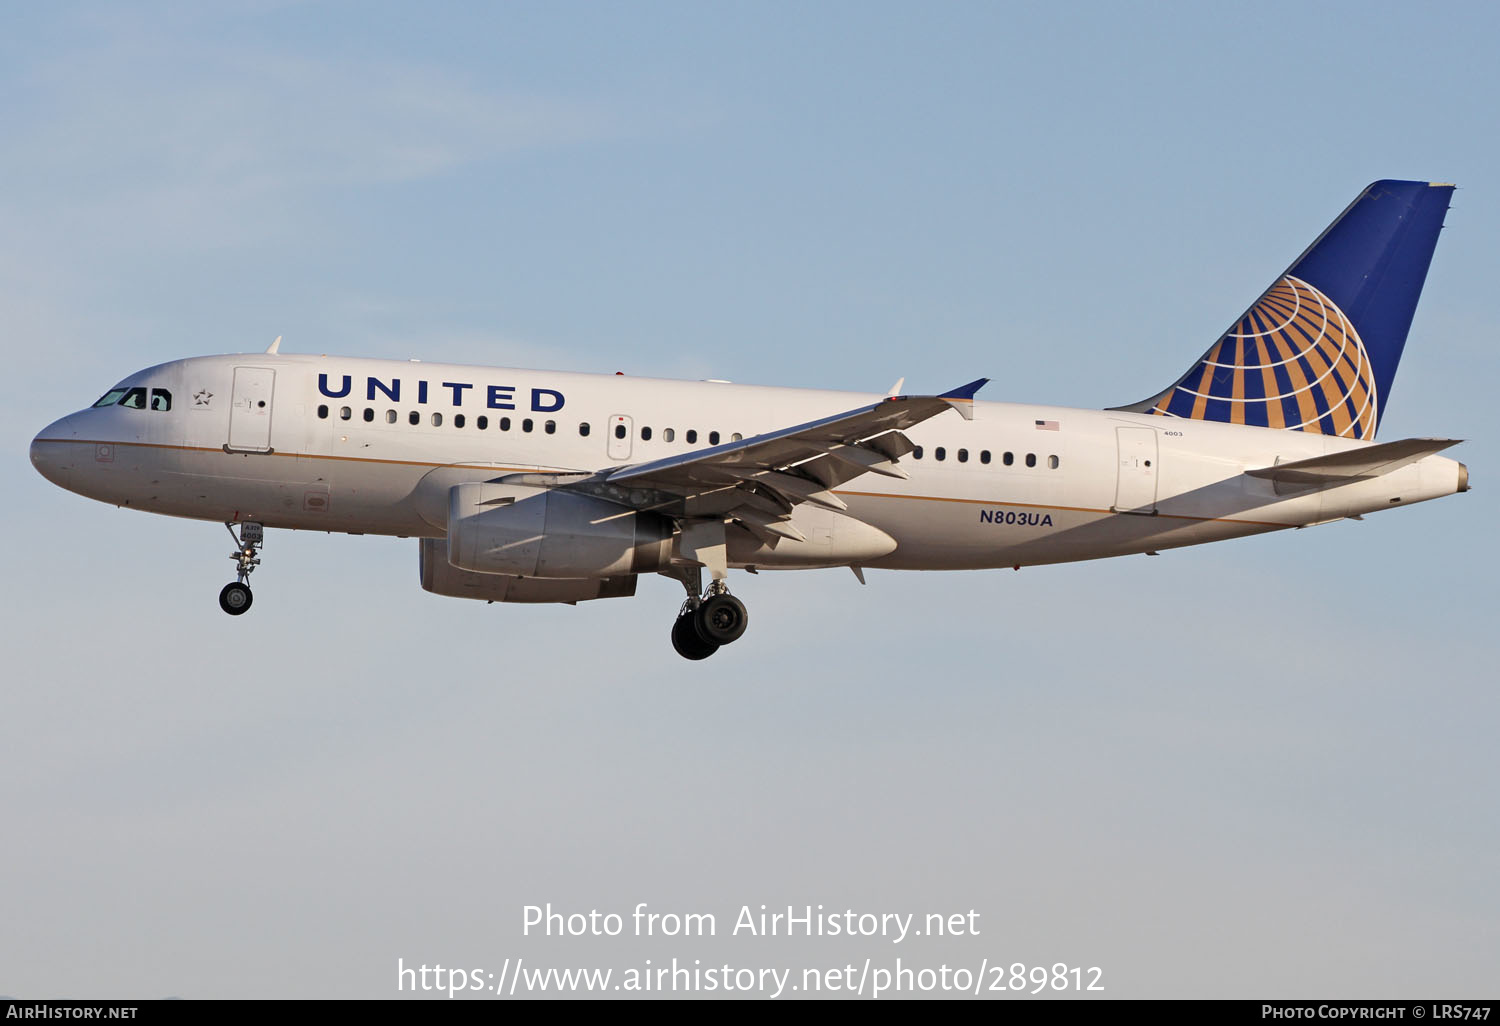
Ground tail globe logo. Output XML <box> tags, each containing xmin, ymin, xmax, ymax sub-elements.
<box><xmin>1151</xmin><ymin>275</ymin><xmax>1377</xmax><ymax>439</ymax></box>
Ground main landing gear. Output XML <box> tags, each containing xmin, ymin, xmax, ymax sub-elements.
<box><xmin>668</xmin><ymin>567</ymin><xmax>749</xmax><ymax>660</ymax></box>
<box><xmin>219</xmin><ymin>521</ymin><xmax>264</xmax><ymax>616</ymax></box>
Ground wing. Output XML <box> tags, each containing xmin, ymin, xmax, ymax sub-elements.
<box><xmin>490</xmin><ymin>379</ymin><xmax>987</xmax><ymax>544</ymax></box>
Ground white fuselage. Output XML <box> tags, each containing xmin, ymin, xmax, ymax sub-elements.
<box><xmin>30</xmin><ymin>353</ymin><xmax>1467</xmax><ymax>572</ymax></box>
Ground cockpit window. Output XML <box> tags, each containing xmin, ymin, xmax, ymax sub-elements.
<box><xmin>93</xmin><ymin>386</ymin><xmax>169</xmax><ymax>410</ymax></box>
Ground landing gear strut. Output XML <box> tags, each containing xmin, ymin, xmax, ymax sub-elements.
<box><xmin>666</xmin><ymin>566</ymin><xmax>750</xmax><ymax>660</ymax></box>
<box><xmin>219</xmin><ymin>521</ymin><xmax>264</xmax><ymax>616</ymax></box>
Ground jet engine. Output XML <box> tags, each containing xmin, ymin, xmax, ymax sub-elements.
<box><xmin>446</xmin><ymin>482</ymin><xmax>672</xmax><ymax>579</ymax></box>
<box><xmin>419</xmin><ymin>539</ymin><xmax>637</xmax><ymax>603</ymax></box>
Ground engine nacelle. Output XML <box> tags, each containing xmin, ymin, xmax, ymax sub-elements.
<box><xmin>419</xmin><ymin>539</ymin><xmax>637</xmax><ymax>603</ymax></box>
<box><xmin>447</xmin><ymin>482</ymin><xmax>672</xmax><ymax>579</ymax></box>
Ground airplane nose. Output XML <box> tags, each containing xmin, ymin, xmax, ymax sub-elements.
<box><xmin>30</xmin><ymin>431</ymin><xmax>57</xmax><ymax>482</ymax></box>
<box><xmin>30</xmin><ymin>419</ymin><xmax>74</xmax><ymax>488</ymax></box>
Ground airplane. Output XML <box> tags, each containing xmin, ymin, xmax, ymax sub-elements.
<box><xmin>30</xmin><ymin>180</ymin><xmax>1469</xmax><ymax>659</ymax></box>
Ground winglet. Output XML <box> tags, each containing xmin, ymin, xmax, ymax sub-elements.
<box><xmin>939</xmin><ymin>377</ymin><xmax>988</xmax><ymax>421</ymax></box>
<box><xmin>266</xmin><ymin>335</ymin><xmax>282</xmax><ymax>354</ymax></box>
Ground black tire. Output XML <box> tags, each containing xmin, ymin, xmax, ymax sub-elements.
<box><xmin>219</xmin><ymin>582</ymin><xmax>253</xmax><ymax>616</ymax></box>
<box><xmin>695</xmin><ymin>593</ymin><xmax>748</xmax><ymax>645</ymax></box>
<box><xmin>671</xmin><ymin>612</ymin><xmax>719</xmax><ymax>660</ymax></box>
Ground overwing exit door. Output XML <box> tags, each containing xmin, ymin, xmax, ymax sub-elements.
<box><xmin>608</xmin><ymin>415</ymin><xmax>633</xmax><ymax>460</ymax></box>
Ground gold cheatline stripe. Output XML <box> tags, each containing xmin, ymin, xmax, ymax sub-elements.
<box><xmin>38</xmin><ymin>438</ymin><xmax>1294</xmax><ymax>529</ymax></box>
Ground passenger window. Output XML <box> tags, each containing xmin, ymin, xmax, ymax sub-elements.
<box><xmin>1026</xmin><ymin>453</ymin><xmax>1036</xmax><ymax>468</ymax></box>
<box><xmin>340</xmin><ymin>406</ymin><xmax>352</xmax><ymax>420</ymax></box>
<box><xmin>1003</xmin><ymin>451</ymin><xmax>1014</xmax><ymax>466</ymax></box>
<box><xmin>641</xmin><ymin>426</ymin><xmax>653</xmax><ymax>441</ymax></box>
<box><xmin>913</xmin><ymin>446</ymin><xmax>924</xmax><ymax>460</ymax></box>
<box><xmin>686</xmin><ymin>430</ymin><xmax>698</xmax><ymax>444</ymax></box>
<box><xmin>545</xmin><ymin>420</ymin><xmax>556</xmax><ymax>434</ymax></box>
<box><xmin>500</xmin><ymin>417</ymin><xmax>511</xmax><ymax>431</ymax></box>
<box><xmin>317</xmin><ymin>404</ymin><xmax>329</xmax><ymax>419</ymax></box>
<box><xmin>579</xmin><ymin>422</ymin><xmax>590</xmax><ymax>437</ymax></box>
<box><xmin>409</xmin><ymin>411</ymin><xmax>420</xmax><ymax>426</ymax></box>
<box><xmin>957</xmin><ymin>448</ymin><xmax>968</xmax><ymax>463</ymax></box>
<box><xmin>431</xmin><ymin>412</ymin><xmax>443</xmax><ymax>427</ymax></box>
<box><xmin>120</xmin><ymin>387</ymin><xmax>148</xmax><ymax>410</ymax></box>
<box><xmin>663</xmin><ymin>428</ymin><xmax>675</xmax><ymax>442</ymax></box>
<box><xmin>522</xmin><ymin>419</ymin><xmax>533</xmax><ymax>433</ymax></box>
<box><xmin>980</xmin><ymin>450</ymin><xmax>991</xmax><ymax>464</ymax></box>
<box><xmin>150</xmin><ymin>389</ymin><xmax>172</xmax><ymax>411</ymax></box>
<box><xmin>454</xmin><ymin>414</ymin><xmax>465</xmax><ymax>429</ymax></box>
<box><xmin>935</xmin><ymin>447</ymin><xmax>947</xmax><ymax>461</ymax></box>
<box><xmin>709</xmin><ymin>431</ymin><xmax>720</xmax><ymax>445</ymax></box>
<box><xmin>386</xmin><ymin>410</ymin><xmax>397</xmax><ymax>424</ymax></box>
<box><xmin>614</xmin><ymin>424</ymin><xmax>627</xmax><ymax>439</ymax></box>
<box><xmin>477</xmin><ymin>415</ymin><xmax>488</xmax><ymax>429</ymax></box>
<box><xmin>731</xmin><ymin>432</ymin><xmax>743</xmax><ymax>442</ymax></box>
<box><xmin>93</xmin><ymin>389</ymin><xmax>129</xmax><ymax>408</ymax></box>
<box><xmin>363</xmin><ymin>408</ymin><xmax>374</xmax><ymax>422</ymax></box>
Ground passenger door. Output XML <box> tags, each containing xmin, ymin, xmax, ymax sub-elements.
<box><xmin>1114</xmin><ymin>427</ymin><xmax>1158</xmax><ymax>514</ymax></box>
<box><xmin>226</xmin><ymin>367</ymin><xmax>276</xmax><ymax>453</ymax></box>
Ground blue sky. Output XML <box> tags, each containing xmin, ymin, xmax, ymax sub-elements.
<box><xmin>4</xmin><ymin>0</ymin><xmax>1496</xmax><ymax>999</ymax></box>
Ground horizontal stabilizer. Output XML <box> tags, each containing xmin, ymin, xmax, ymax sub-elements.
<box><xmin>1246</xmin><ymin>437</ymin><xmax>1460</xmax><ymax>486</ymax></box>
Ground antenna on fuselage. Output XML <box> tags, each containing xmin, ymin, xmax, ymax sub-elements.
<box><xmin>265</xmin><ymin>335</ymin><xmax>282</xmax><ymax>354</ymax></box>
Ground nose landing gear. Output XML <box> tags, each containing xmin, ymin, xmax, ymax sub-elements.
<box><xmin>219</xmin><ymin>521</ymin><xmax>264</xmax><ymax>616</ymax></box>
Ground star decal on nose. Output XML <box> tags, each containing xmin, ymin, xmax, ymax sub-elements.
<box><xmin>193</xmin><ymin>389</ymin><xmax>213</xmax><ymax>406</ymax></box>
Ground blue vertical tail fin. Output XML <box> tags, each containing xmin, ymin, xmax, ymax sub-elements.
<box><xmin>1116</xmin><ymin>180</ymin><xmax>1453</xmax><ymax>439</ymax></box>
